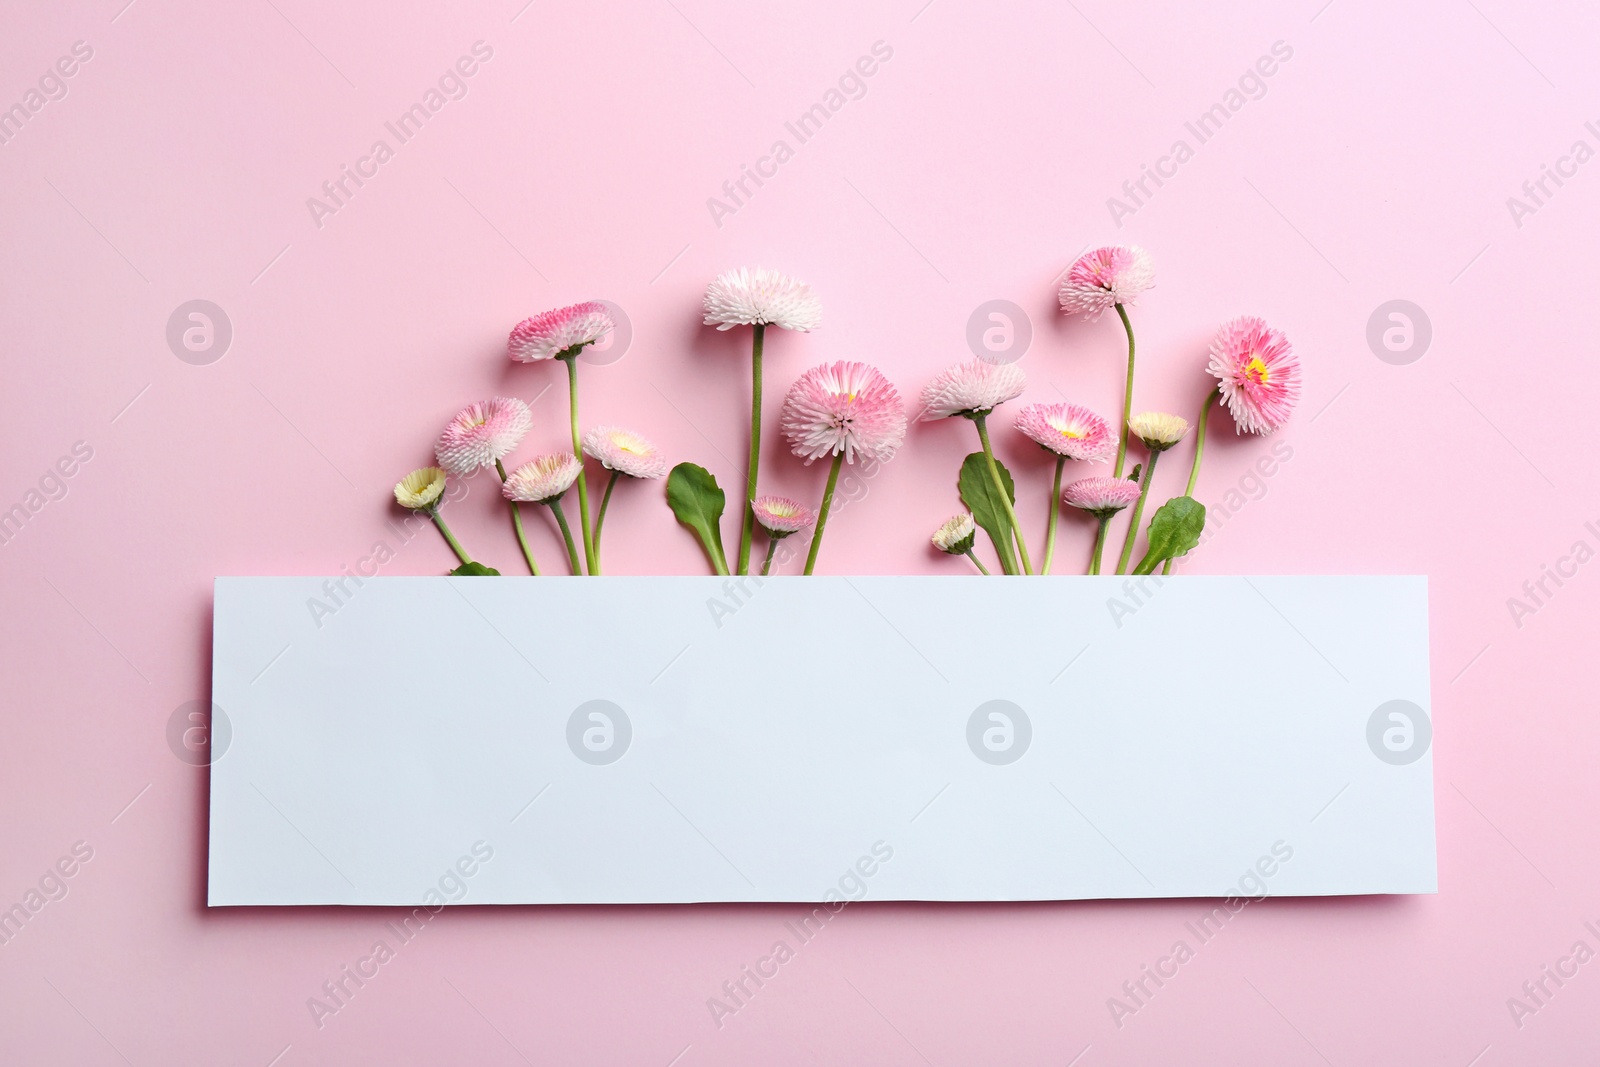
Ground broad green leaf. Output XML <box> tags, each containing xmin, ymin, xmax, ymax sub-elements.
<box><xmin>448</xmin><ymin>561</ymin><xmax>501</xmax><ymax>576</ymax></box>
<box><xmin>1132</xmin><ymin>496</ymin><xmax>1206</xmax><ymax>575</ymax></box>
<box><xmin>958</xmin><ymin>451</ymin><xmax>1018</xmax><ymax>575</ymax></box>
<box><xmin>667</xmin><ymin>462</ymin><xmax>730</xmax><ymax>576</ymax></box>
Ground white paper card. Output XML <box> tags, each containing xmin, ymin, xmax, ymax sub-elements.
<box><xmin>208</xmin><ymin>575</ymin><xmax>1434</xmax><ymax>905</ymax></box>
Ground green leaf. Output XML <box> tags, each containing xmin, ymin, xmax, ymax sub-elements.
<box><xmin>666</xmin><ymin>462</ymin><xmax>730</xmax><ymax>576</ymax></box>
<box><xmin>1132</xmin><ymin>496</ymin><xmax>1206</xmax><ymax>575</ymax></box>
<box><xmin>448</xmin><ymin>561</ymin><xmax>501</xmax><ymax>576</ymax></box>
<box><xmin>958</xmin><ymin>451</ymin><xmax>1018</xmax><ymax>575</ymax></box>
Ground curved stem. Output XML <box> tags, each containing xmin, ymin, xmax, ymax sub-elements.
<box><xmin>1040</xmin><ymin>455</ymin><xmax>1065</xmax><ymax>575</ymax></box>
<box><xmin>964</xmin><ymin>550</ymin><xmax>991</xmax><ymax>576</ymax></box>
<box><xmin>1115</xmin><ymin>449</ymin><xmax>1161</xmax><ymax>575</ymax></box>
<box><xmin>428</xmin><ymin>508</ymin><xmax>473</xmax><ymax>567</ymax></box>
<box><xmin>1112</xmin><ymin>303</ymin><xmax>1137</xmax><ymax>478</ymax></box>
<box><xmin>973</xmin><ymin>415</ymin><xmax>1033</xmax><ymax>575</ymax></box>
<box><xmin>1164</xmin><ymin>386</ymin><xmax>1221</xmax><ymax>575</ymax></box>
<box><xmin>737</xmin><ymin>323</ymin><xmax>765</xmax><ymax>576</ymax></box>
<box><xmin>496</xmin><ymin>460</ymin><xmax>540</xmax><ymax>576</ymax></box>
<box><xmin>1088</xmin><ymin>516</ymin><xmax>1110</xmax><ymax>575</ymax></box>
<box><xmin>563</xmin><ymin>357</ymin><xmax>596</xmax><ymax>575</ymax></box>
<box><xmin>760</xmin><ymin>537</ymin><xmax>779</xmax><ymax>577</ymax></box>
<box><xmin>803</xmin><ymin>452</ymin><xmax>845</xmax><ymax>576</ymax></box>
<box><xmin>547</xmin><ymin>498</ymin><xmax>583</xmax><ymax>575</ymax></box>
<box><xmin>593</xmin><ymin>470</ymin><xmax>619</xmax><ymax>573</ymax></box>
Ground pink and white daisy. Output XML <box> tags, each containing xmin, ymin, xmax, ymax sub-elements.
<box><xmin>752</xmin><ymin>495</ymin><xmax>815</xmax><ymax>537</ymax></box>
<box><xmin>1058</xmin><ymin>246</ymin><xmax>1155</xmax><ymax>320</ymax></box>
<box><xmin>1063</xmin><ymin>476</ymin><xmax>1142</xmax><ymax>518</ymax></box>
<box><xmin>919</xmin><ymin>360</ymin><xmax>1027</xmax><ymax>421</ymax></box>
<box><xmin>502</xmin><ymin>453</ymin><xmax>582</xmax><ymax>503</ymax></box>
<box><xmin>1014</xmin><ymin>403</ymin><xmax>1114</xmax><ymax>462</ymax></box>
<box><xmin>434</xmin><ymin>397</ymin><xmax>532</xmax><ymax>475</ymax></box>
<box><xmin>1207</xmin><ymin>316</ymin><xmax>1300</xmax><ymax>434</ymax></box>
<box><xmin>581</xmin><ymin>425</ymin><xmax>668</xmax><ymax>480</ymax></box>
<box><xmin>508</xmin><ymin>301</ymin><xmax>615</xmax><ymax>363</ymax></box>
<box><xmin>931</xmin><ymin>513</ymin><xmax>977</xmax><ymax>555</ymax></box>
<box><xmin>781</xmin><ymin>361</ymin><xmax>907</xmax><ymax>465</ymax></box>
<box><xmin>703</xmin><ymin>267</ymin><xmax>822</xmax><ymax>332</ymax></box>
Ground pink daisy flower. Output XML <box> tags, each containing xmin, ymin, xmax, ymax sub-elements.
<box><xmin>1057</xmin><ymin>246</ymin><xmax>1155</xmax><ymax>320</ymax></box>
<box><xmin>434</xmin><ymin>397</ymin><xmax>532</xmax><ymax>475</ymax></box>
<box><xmin>751</xmin><ymin>495</ymin><xmax>815</xmax><ymax>537</ymax></box>
<box><xmin>502</xmin><ymin>453</ymin><xmax>582</xmax><ymax>503</ymax></box>
<box><xmin>581</xmin><ymin>425</ymin><xmax>668</xmax><ymax>480</ymax></box>
<box><xmin>1207</xmin><ymin>316</ymin><xmax>1300</xmax><ymax>434</ymax></box>
<box><xmin>780</xmin><ymin>361</ymin><xmax>907</xmax><ymax>465</ymax></box>
<box><xmin>1063</xmin><ymin>476</ymin><xmax>1142</xmax><ymax>518</ymax></box>
<box><xmin>508</xmin><ymin>301</ymin><xmax>615</xmax><ymax>363</ymax></box>
<box><xmin>1014</xmin><ymin>402</ymin><xmax>1114</xmax><ymax>462</ymax></box>
<box><xmin>703</xmin><ymin>267</ymin><xmax>822</xmax><ymax>332</ymax></box>
<box><xmin>919</xmin><ymin>360</ymin><xmax>1027</xmax><ymax>420</ymax></box>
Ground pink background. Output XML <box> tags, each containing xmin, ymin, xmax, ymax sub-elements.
<box><xmin>3</xmin><ymin>0</ymin><xmax>1597</xmax><ymax>1062</ymax></box>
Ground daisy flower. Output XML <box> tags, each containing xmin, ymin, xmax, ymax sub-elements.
<box><xmin>752</xmin><ymin>495</ymin><xmax>815</xmax><ymax>538</ymax></box>
<box><xmin>504</xmin><ymin>454</ymin><xmax>585</xmax><ymax>574</ymax></box>
<box><xmin>1063</xmin><ymin>476</ymin><xmax>1142</xmax><ymax>518</ymax></box>
<box><xmin>1057</xmin><ymin>246</ymin><xmax>1155</xmax><ymax>320</ymax></box>
<box><xmin>780</xmin><ymin>361</ymin><xmax>907</xmax><ymax>466</ymax></box>
<box><xmin>1128</xmin><ymin>411</ymin><xmax>1190</xmax><ymax>452</ymax></box>
<box><xmin>919</xmin><ymin>360</ymin><xmax>1027</xmax><ymax>421</ymax></box>
<box><xmin>508</xmin><ymin>301</ymin><xmax>615</xmax><ymax>363</ymax></box>
<box><xmin>779</xmin><ymin>361</ymin><xmax>906</xmax><ymax>575</ymax></box>
<box><xmin>434</xmin><ymin>397</ymin><xmax>532</xmax><ymax>475</ymax></box>
<box><xmin>393</xmin><ymin>467</ymin><xmax>447</xmax><ymax>510</ymax></box>
<box><xmin>930</xmin><ymin>513</ymin><xmax>987</xmax><ymax>573</ymax></box>
<box><xmin>1207</xmin><ymin>316</ymin><xmax>1300</xmax><ymax>435</ymax></box>
<box><xmin>703</xmin><ymin>267</ymin><xmax>821</xmax><ymax>332</ymax></box>
<box><xmin>582</xmin><ymin>426</ymin><xmax>668</xmax><ymax>480</ymax></box>
<box><xmin>1014</xmin><ymin>403</ymin><xmax>1114</xmax><ymax>462</ymax></box>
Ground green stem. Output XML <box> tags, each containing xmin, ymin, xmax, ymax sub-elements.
<box><xmin>973</xmin><ymin>415</ymin><xmax>1033</xmax><ymax>575</ymax></box>
<box><xmin>964</xmin><ymin>550</ymin><xmax>991</xmax><ymax>576</ymax></box>
<box><xmin>563</xmin><ymin>356</ymin><xmax>596</xmax><ymax>575</ymax></box>
<box><xmin>803</xmin><ymin>452</ymin><xmax>845</xmax><ymax>576</ymax></box>
<box><xmin>428</xmin><ymin>508</ymin><xmax>472</xmax><ymax>567</ymax></box>
<box><xmin>1164</xmin><ymin>386</ymin><xmax>1220</xmax><ymax>575</ymax></box>
<box><xmin>1040</xmin><ymin>455</ymin><xmax>1065</xmax><ymax>575</ymax></box>
<box><xmin>1112</xmin><ymin>303</ymin><xmax>1137</xmax><ymax>479</ymax></box>
<box><xmin>593</xmin><ymin>470</ymin><xmax>619</xmax><ymax>573</ymax></box>
<box><xmin>1115</xmin><ymin>449</ymin><xmax>1161</xmax><ymax>575</ymax></box>
<box><xmin>496</xmin><ymin>460</ymin><xmax>540</xmax><ymax>576</ymax></box>
<box><xmin>547</xmin><ymin>498</ymin><xmax>583</xmax><ymax>575</ymax></box>
<box><xmin>737</xmin><ymin>323</ymin><xmax>765</xmax><ymax>576</ymax></box>
<box><xmin>1089</xmin><ymin>517</ymin><xmax>1110</xmax><ymax>575</ymax></box>
<box><xmin>760</xmin><ymin>537</ymin><xmax>779</xmax><ymax>577</ymax></box>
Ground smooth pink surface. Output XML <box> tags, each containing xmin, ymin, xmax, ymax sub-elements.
<box><xmin>3</xmin><ymin>0</ymin><xmax>1597</xmax><ymax>1063</ymax></box>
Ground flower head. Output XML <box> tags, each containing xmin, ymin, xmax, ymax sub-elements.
<box><xmin>581</xmin><ymin>425</ymin><xmax>667</xmax><ymax>480</ymax></box>
<box><xmin>434</xmin><ymin>397</ymin><xmax>532</xmax><ymax>474</ymax></box>
<box><xmin>752</xmin><ymin>495</ymin><xmax>816</xmax><ymax>538</ymax></box>
<box><xmin>1128</xmin><ymin>411</ymin><xmax>1190</xmax><ymax>452</ymax></box>
<box><xmin>931</xmin><ymin>513</ymin><xmax>977</xmax><ymax>555</ymax></box>
<box><xmin>394</xmin><ymin>467</ymin><xmax>447</xmax><ymax>510</ymax></box>
<box><xmin>703</xmin><ymin>267</ymin><xmax>822</xmax><ymax>332</ymax></box>
<box><xmin>1063</xmin><ymin>476</ymin><xmax>1142</xmax><ymax>518</ymax></box>
<box><xmin>1207</xmin><ymin>316</ymin><xmax>1300</xmax><ymax>434</ymax></box>
<box><xmin>1014</xmin><ymin>402</ymin><xmax>1114</xmax><ymax>462</ymax></box>
<box><xmin>919</xmin><ymin>360</ymin><xmax>1027</xmax><ymax>420</ymax></box>
<box><xmin>781</xmin><ymin>361</ymin><xmax>907</xmax><ymax>465</ymax></box>
<box><xmin>502</xmin><ymin>453</ymin><xmax>582</xmax><ymax>503</ymax></box>
<box><xmin>508</xmin><ymin>301</ymin><xmax>615</xmax><ymax>363</ymax></box>
<box><xmin>1057</xmin><ymin>246</ymin><xmax>1155</xmax><ymax>320</ymax></box>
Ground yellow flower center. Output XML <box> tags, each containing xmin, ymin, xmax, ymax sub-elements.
<box><xmin>1244</xmin><ymin>355</ymin><xmax>1270</xmax><ymax>384</ymax></box>
<box><xmin>1057</xmin><ymin>426</ymin><xmax>1085</xmax><ymax>439</ymax></box>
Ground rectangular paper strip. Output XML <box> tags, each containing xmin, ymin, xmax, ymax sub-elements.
<box><xmin>208</xmin><ymin>575</ymin><xmax>1434</xmax><ymax>905</ymax></box>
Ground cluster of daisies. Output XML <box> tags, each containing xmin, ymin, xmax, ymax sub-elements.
<box><xmin>393</xmin><ymin>301</ymin><xmax>666</xmax><ymax>575</ymax></box>
<box><xmin>924</xmin><ymin>246</ymin><xmax>1300</xmax><ymax>576</ymax></box>
<box><xmin>392</xmin><ymin>248</ymin><xmax>1298</xmax><ymax>577</ymax></box>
